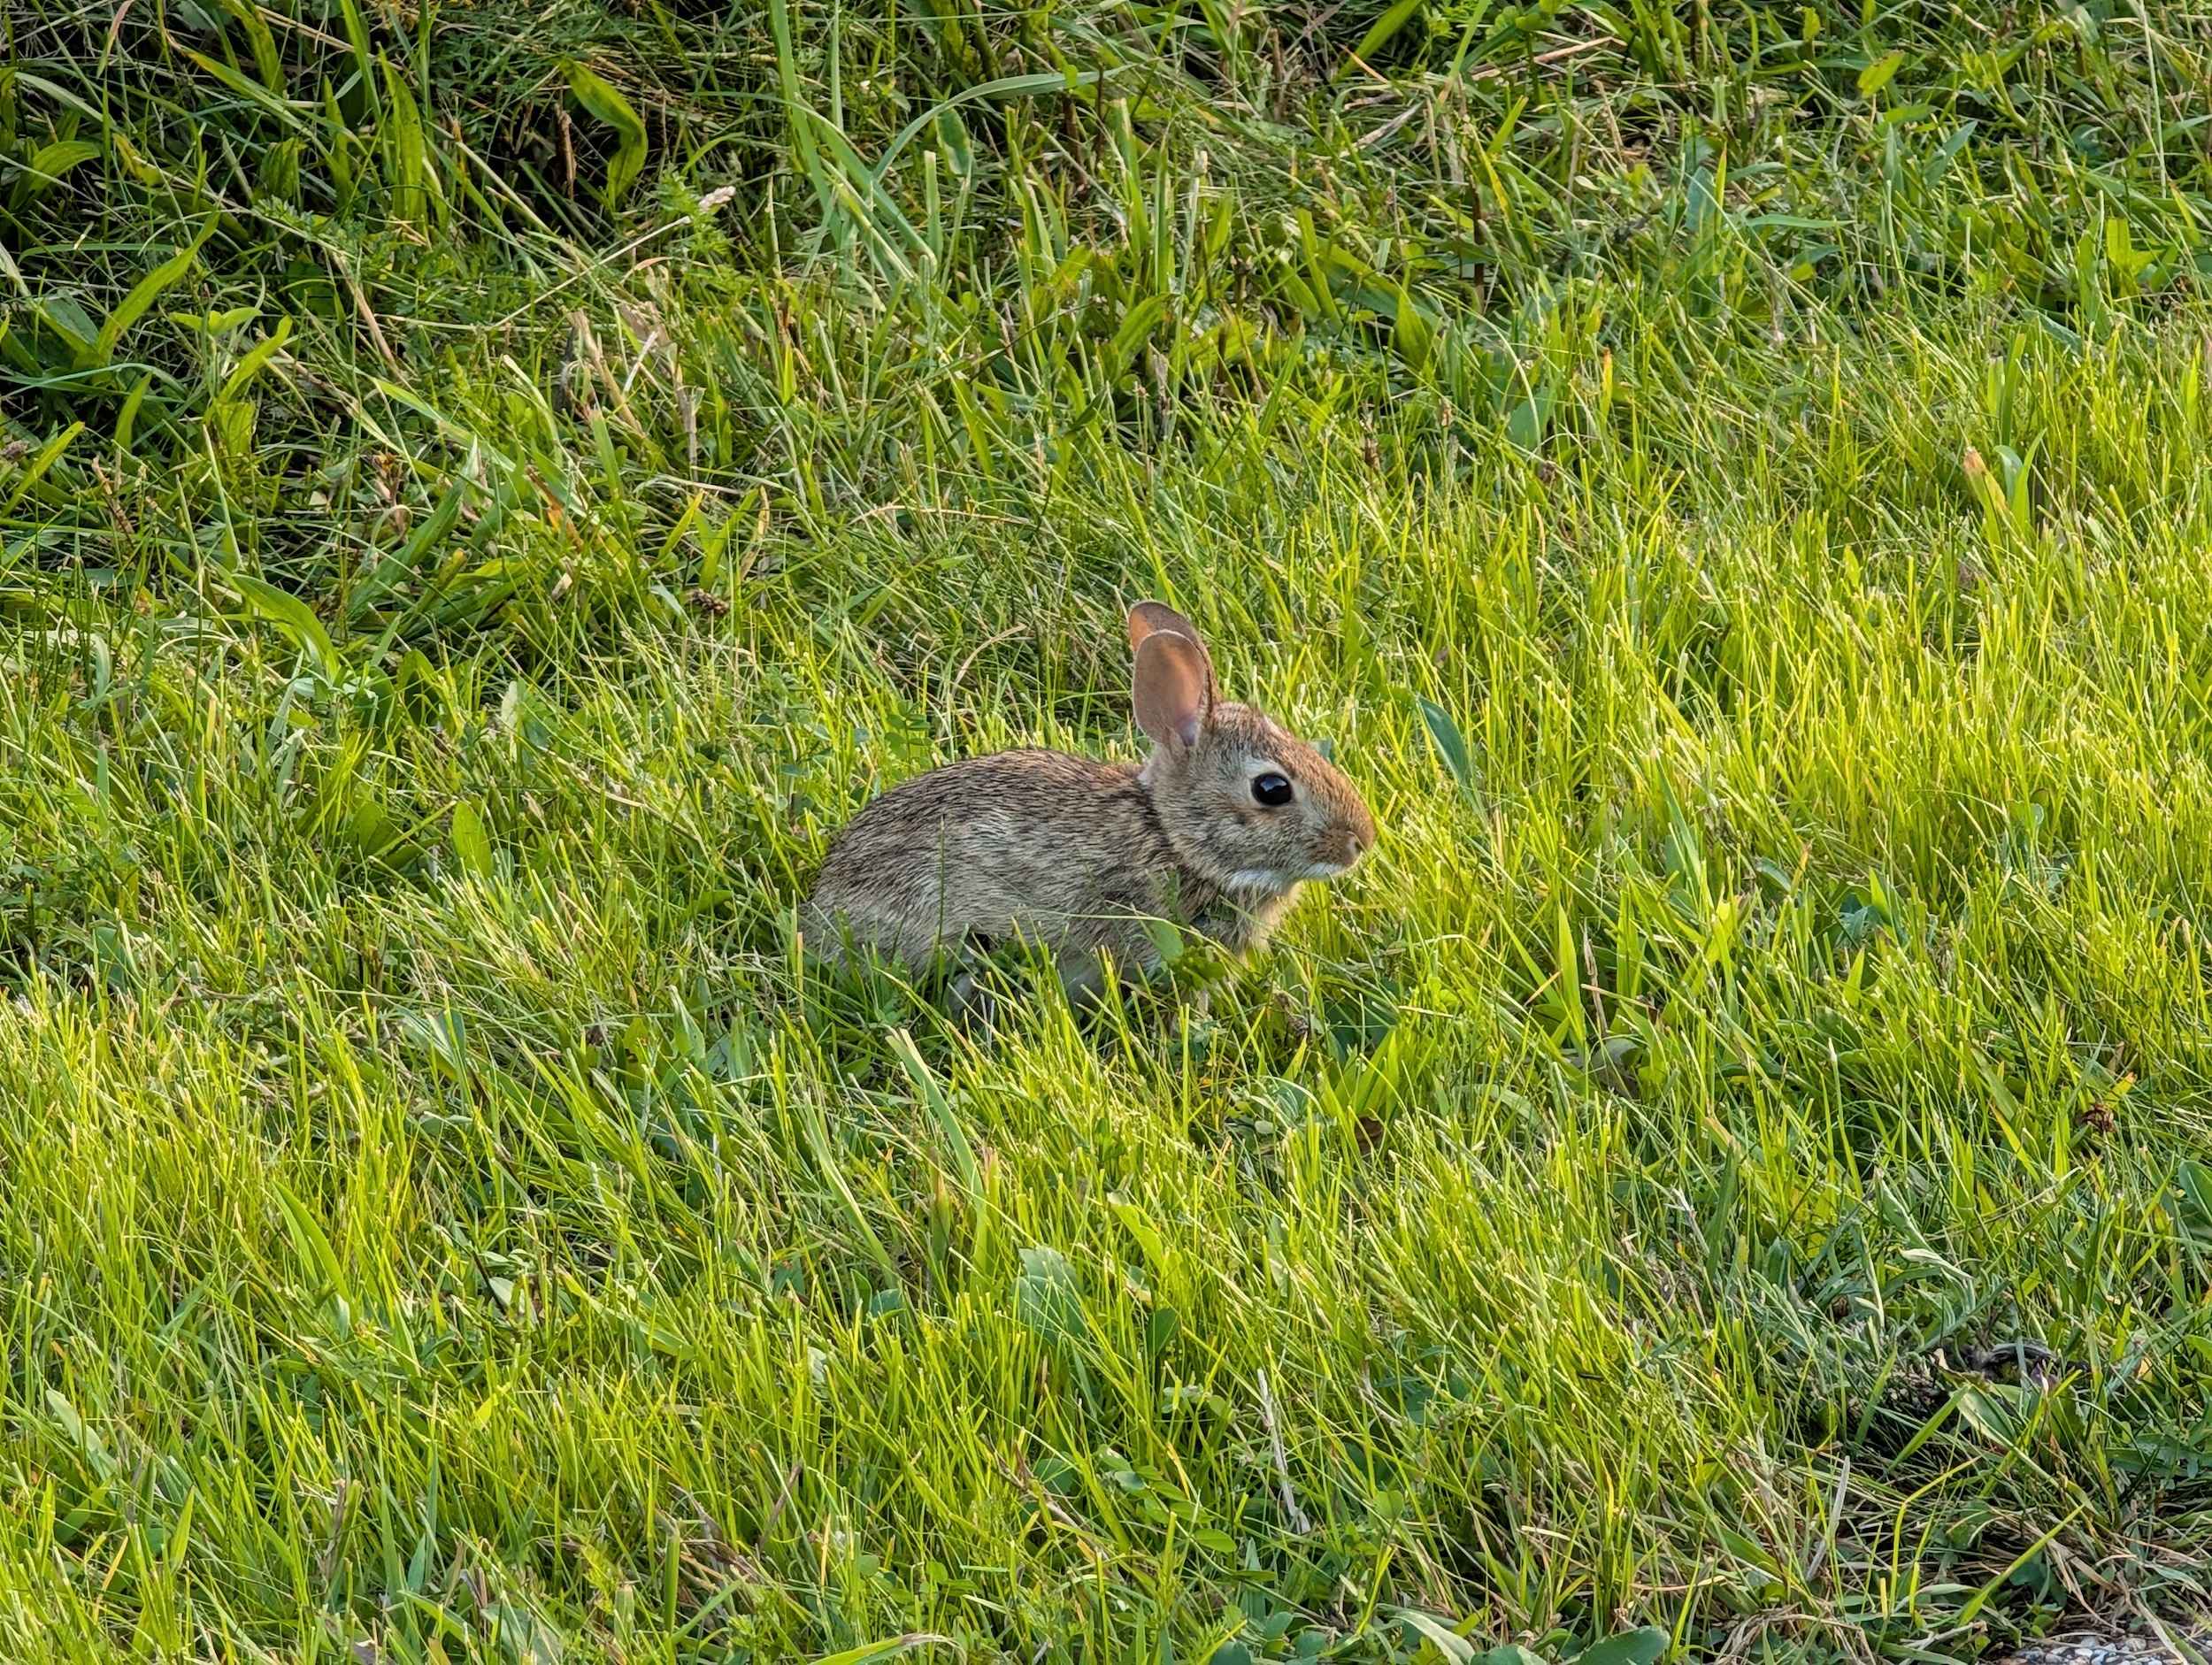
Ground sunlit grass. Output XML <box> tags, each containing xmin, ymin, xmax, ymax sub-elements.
<box><xmin>4</xmin><ymin>0</ymin><xmax>2212</xmax><ymax>1658</ymax></box>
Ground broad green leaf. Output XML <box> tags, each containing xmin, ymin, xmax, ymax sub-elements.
<box><xmin>1507</xmin><ymin>390</ymin><xmax>1548</xmax><ymax>449</ymax></box>
<box><xmin>1107</xmin><ymin>1194</ymin><xmax>1169</xmax><ymax>1275</ymax></box>
<box><xmin>931</xmin><ymin>103</ymin><xmax>973</xmax><ymax>180</ymax></box>
<box><xmin>1394</xmin><ymin>280</ymin><xmax>1434</xmax><ymax>371</ymax></box>
<box><xmin>171</xmin><ymin>305</ymin><xmax>259</xmax><ymax>336</ymax></box>
<box><xmin>216</xmin><ymin>0</ymin><xmax>284</xmax><ymax>92</ymax></box>
<box><xmin>2177</xmin><ymin>1159</ymin><xmax>2212</xmax><ymax>1240</ymax></box>
<box><xmin>1481</xmin><ymin>1648</ymin><xmax>1548</xmax><ymax>1665</ymax></box>
<box><xmin>337</xmin><ymin>0</ymin><xmax>381</xmax><ymax>122</ymax></box>
<box><xmin>45</xmin><ymin>1390</ymin><xmax>118</xmax><ymax>1482</ymax></box>
<box><xmin>114</xmin><ymin>375</ymin><xmax>154</xmax><ymax>454</ymax></box>
<box><xmin>1554</xmin><ymin>902</ymin><xmax>1586</xmax><ymax>1049</ymax></box>
<box><xmin>348</xmin><ymin>471</ymin><xmax>470</xmax><ymax>621</ymax></box>
<box><xmin>813</xmin><ymin>1639</ymin><xmax>956</xmax><ymax>1665</ymax></box>
<box><xmin>1345</xmin><ymin>0</ymin><xmax>1425</xmax><ymax>76</ymax></box>
<box><xmin>1576</xmin><ymin>1624</ymin><xmax>1671</xmax><ymax>1665</ymax></box>
<box><xmin>1857</xmin><ymin>51</ymin><xmax>1904</xmax><ymax>96</ymax></box>
<box><xmin>567</xmin><ymin>62</ymin><xmax>648</xmax><ymax>210</ymax></box>
<box><xmin>10</xmin><ymin>139</ymin><xmax>100</xmax><ymax>210</ymax></box>
<box><xmin>234</xmin><ymin>572</ymin><xmax>336</xmax><ymax>673</ymax></box>
<box><xmin>1</xmin><ymin>421</ymin><xmax>84</xmax><ymax>515</ymax></box>
<box><xmin>1392</xmin><ymin>1609</ymin><xmax>1477</xmax><ymax>1663</ymax></box>
<box><xmin>270</xmin><ymin>1180</ymin><xmax>349</xmax><ymax>1297</ymax></box>
<box><xmin>399</xmin><ymin>1009</ymin><xmax>470</xmax><ymax>1078</ymax></box>
<box><xmin>1013</xmin><ymin>1246</ymin><xmax>1087</xmax><ymax>1349</ymax></box>
<box><xmin>380</xmin><ymin>58</ymin><xmax>445</xmax><ymax>227</ymax></box>
<box><xmin>1107</xmin><ymin>293</ymin><xmax>1170</xmax><ymax>376</ymax></box>
<box><xmin>83</xmin><ymin>216</ymin><xmax>219</xmax><ymax>369</ymax></box>
<box><xmin>181</xmin><ymin>49</ymin><xmax>309</xmax><ymax>127</ymax></box>
<box><xmin>1417</xmin><ymin>695</ymin><xmax>1472</xmax><ymax>787</ymax></box>
<box><xmin>348</xmin><ymin>796</ymin><xmax>406</xmax><ymax>860</ymax></box>
<box><xmin>767</xmin><ymin>0</ymin><xmax>826</xmax><ymax>223</ymax></box>
<box><xmin>1141</xmin><ymin>911</ymin><xmax>1185</xmax><ymax>966</ymax></box>
<box><xmin>219</xmin><ymin>316</ymin><xmax>295</xmax><ymax>401</ymax></box>
<box><xmin>450</xmin><ymin>802</ymin><xmax>494</xmax><ymax>878</ymax></box>
<box><xmin>258</xmin><ymin>136</ymin><xmax>303</xmax><ymax>203</ymax></box>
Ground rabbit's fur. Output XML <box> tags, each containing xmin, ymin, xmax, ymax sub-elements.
<box><xmin>805</xmin><ymin>602</ymin><xmax>1375</xmax><ymax>1000</ymax></box>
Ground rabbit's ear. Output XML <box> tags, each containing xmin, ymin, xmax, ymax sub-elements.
<box><xmin>1133</xmin><ymin>630</ymin><xmax>1212</xmax><ymax>748</ymax></box>
<box><xmin>1127</xmin><ymin>600</ymin><xmax>1209</xmax><ymax>665</ymax></box>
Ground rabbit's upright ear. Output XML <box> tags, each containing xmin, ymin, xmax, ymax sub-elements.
<box><xmin>1127</xmin><ymin>600</ymin><xmax>1210</xmax><ymax>666</ymax></box>
<box><xmin>1132</xmin><ymin>629</ymin><xmax>1212</xmax><ymax>748</ymax></box>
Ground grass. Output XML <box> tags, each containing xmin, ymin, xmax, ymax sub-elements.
<box><xmin>4</xmin><ymin>0</ymin><xmax>2212</xmax><ymax>1658</ymax></box>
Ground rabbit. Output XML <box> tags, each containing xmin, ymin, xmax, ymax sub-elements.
<box><xmin>804</xmin><ymin>600</ymin><xmax>1376</xmax><ymax>1006</ymax></box>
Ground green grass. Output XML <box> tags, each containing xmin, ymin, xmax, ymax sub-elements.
<box><xmin>5</xmin><ymin>0</ymin><xmax>2212</xmax><ymax>1659</ymax></box>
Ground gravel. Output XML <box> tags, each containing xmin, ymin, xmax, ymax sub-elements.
<box><xmin>1996</xmin><ymin>1626</ymin><xmax>2212</xmax><ymax>1665</ymax></box>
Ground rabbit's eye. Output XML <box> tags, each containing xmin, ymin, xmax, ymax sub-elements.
<box><xmin>1251</xmin><ymin>772</ymin><xmax>1294</xmax><ymax>807</ymax></box>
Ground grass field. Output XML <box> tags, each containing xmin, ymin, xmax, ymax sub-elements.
<box><xmin>6</xmin><ymin>0</ymin><xmax>2212</xmax><ymax>1658</ymax></box>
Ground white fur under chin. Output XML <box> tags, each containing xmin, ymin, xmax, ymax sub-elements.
<box><xmin>1217</xmin><ymin>857</ymin><xmax>1348</xmax><ymax>896</ymax></box>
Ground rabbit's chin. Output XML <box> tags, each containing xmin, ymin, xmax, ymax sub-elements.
<box><xmin>1226</xmin><ymin>860</ymin><xmax>1352</xmax><ymax>893</ymax></box>
<box><xmin>1225</xmin><ymin>867</ymin><xmax>1303</xmax><ymax>895</ymax></box>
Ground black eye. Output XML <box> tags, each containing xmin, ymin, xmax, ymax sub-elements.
<box><xmin>1251</xmin><ymin>772</ymin><xmax>1294</xmax><ymax>807</ymax></box>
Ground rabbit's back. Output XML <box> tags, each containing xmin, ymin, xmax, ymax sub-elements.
<box><xmin>806</xmin><ymin>750</ymin><xmax>1187</xmax><ymax>972</ymax></box>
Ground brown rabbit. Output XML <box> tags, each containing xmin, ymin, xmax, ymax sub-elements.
<box><xmin>805</xmin><ymin>601</ymin><xmax>1376</xmax><ymax>1003</ymax></box>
